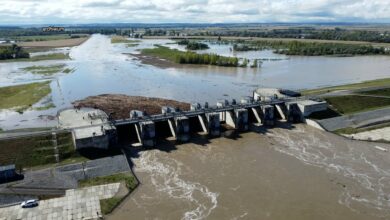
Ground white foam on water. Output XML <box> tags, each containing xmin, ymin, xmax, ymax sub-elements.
<box><xmin>135</xmin><ymin>150</ymin><xmax>219</xmax><ymax>220</ymax></box>
<box><xmin>267</xmin><ymin>126</ymin><xmax>390</xmax><ymax>217</ymax></box>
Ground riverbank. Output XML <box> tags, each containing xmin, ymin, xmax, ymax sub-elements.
<box><xmin>72</xmin><ymin>94</ymin><xmax>190</xmax><ymax>120</ymax></box>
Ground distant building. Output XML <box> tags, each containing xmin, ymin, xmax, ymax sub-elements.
<box><xmin>58</xmin><ymin>108</ymin><xmax>117</xmax><ymax>150</ymax></box>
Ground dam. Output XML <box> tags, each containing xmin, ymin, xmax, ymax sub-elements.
<box><xmin>58</xmin><ymin>89</ymin><xmax>327</xmax><ymax>149</ymax></box>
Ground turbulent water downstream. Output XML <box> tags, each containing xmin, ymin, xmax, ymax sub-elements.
<box><xmin>110</xmin><ymin>125</ymin><xmax>390</xmax><ymax>220</ymax></box>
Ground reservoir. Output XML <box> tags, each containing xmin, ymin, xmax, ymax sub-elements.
<box><xmin>1</xmin><ymin>34</ymin><xmax>390</xmax><ymax>129</ymax></box>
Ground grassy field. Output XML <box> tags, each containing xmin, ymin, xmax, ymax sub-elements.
<box><xmin>79</xmin><ymin>172</ymin><xmax>138</xmax><ymax>215</ymax></box>
<box><xmin>325</xmin><ymin>95</ymin><xmax>390</xmax><ymax>114</ymax></box>
<box><xmin>22</xmin><ymin>64</ymin><xmax>67</xmax><ymax>75</ymax></box>
<box><xmin>359</xmin><ymin>88</ymin><xmax>390</xmax><ymax>97</ymax></box>
<box><xmin>0</xmin><ymin>81</ymin><xmax>51</xmax><ymax>111</ymax></box>
<box><xmin>0</xmin><ymin>53</ymin><xmax>70</xmax><ymax>63</ymax></box>
<box><xmin>302</xmin><ymin>78</ymin><xmax>390</xmax><ymax>95</ymax></box>
<box><xmin>0</xmin><ymin>132</ymin><xmax>75</xmax><ymax>168</ymax></box>
<box><xmin>111</xmin><ymin>36</ymin><xmax>141</xmax><ymax>44</ymax></box>
<box><xmin>141</xmin><ymin>45</ymin><xmax>182</xmax><ymax>62</ymax></box>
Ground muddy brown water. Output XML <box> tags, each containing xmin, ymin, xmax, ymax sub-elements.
<box><xmin>108</xmin><ymin>124</ymin><xmax>390</xmax><ymax>220</ymax></box>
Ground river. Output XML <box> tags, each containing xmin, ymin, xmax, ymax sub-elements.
<box><xmin>1</xmin><ymin>34</ymin><xmax>390</xmax><ymax>129</ymax></box>
<box><xmin>109</xmin><ymin>125</ymin><xmax>390</xmax><ymax>220</ymax></box>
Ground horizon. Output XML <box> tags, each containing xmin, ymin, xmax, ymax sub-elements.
<box><xmin>1</xmin><ymin>0</ymin><xmax>390</xmax><ymax>25</ymax></box>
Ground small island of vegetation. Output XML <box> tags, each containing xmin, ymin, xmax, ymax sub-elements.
<box><xmin>141</xmin><ymin>45</ymin><xmax>258</xmax><ymax>67</ymax></box>
<box><xmin>177</xmin><ymin>39</ymin><xmax>210</xmax><ymax>50</ymax></box>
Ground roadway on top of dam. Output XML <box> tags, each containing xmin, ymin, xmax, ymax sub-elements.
<box><xmin>0</xmin><ymin>98</ymin><xmax>289</xmax><ymax>140</ymax></box>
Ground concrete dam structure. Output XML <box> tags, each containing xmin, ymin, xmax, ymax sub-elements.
<box><xmin>58</xmin><ymin>90</ymin><xmax>328</xmax><ymax>149</ymax></box>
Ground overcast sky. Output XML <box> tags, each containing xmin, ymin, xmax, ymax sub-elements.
<box><xmin>1</xmin><ymin>0</ymin><xmax>390</xmax><ymax>24</ymax></box>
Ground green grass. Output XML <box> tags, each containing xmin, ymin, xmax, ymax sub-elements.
<box><xmin>0</xmin><ymin>132</ymin><xmax>75</xmax><ymax>168</ymax></box>
<box><xmin>111</xmin><ymin>36</ymin><xmax>141</xmax><ymax>44</ymax></box>
<box><xmin>302</xmin><ymin>78</ymin><xmax>390</xmax><ymax>95</ymax></box>
<box><xmin>0</xmin><ymin>81</ymin><xmax>51</xmax><ymax>111</ymax></box>
<box><xmin>141</xmin><ymin>45</ymin><xmax>182</xmax><ymax>62</ymax></box>
<box><xmin>79</xmin><ymin>172</ymin><xmax>138</xmax><ymax>215</ymax></box>
<box><xmin>0</xmin><ymin>53</ymin><xmax>70</xmax><ymax>63</ymax></box>
<box><xmin>22</xmin><ymin>64</ymin><xmax>66</xmax><ymax>75</ymax></box>
<box><xmin>100</xmin><ymin>197</ymin><xmax>123</xmax><ymax>215</ymax></box>
<box><xmin>325</xmin><ymin>95</ymin><xmax>390</xmax><ymax>115</ymax></box>
<box><xmin>79</xmin><ymin>173</ymin><xmax>138</xmax><ymax>189</ymax></box>
<box><xmin>359</xmin><ymin>88</ymin><xmax>390</xmax><ymax>97</ymax></box>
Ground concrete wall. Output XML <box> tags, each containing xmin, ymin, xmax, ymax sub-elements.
<box><xmin>75</xmin><ymin>135</ymin><xmax>110</xmax><ymax>150</ymax></box>
<box><xmin>297</xmin><ymin>102</ymin><xmax>328</xmax><ymax>117</ymax></box>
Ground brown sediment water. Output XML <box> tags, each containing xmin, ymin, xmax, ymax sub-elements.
<box><xmin>108</xmin><ymin>124</ymin><xmax>390</xmax><ymax>220</ymax></box>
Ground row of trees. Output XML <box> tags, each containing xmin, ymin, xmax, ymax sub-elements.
<box><xmin>175</xmin><ymin>52</ymin><xmax>239</xmax><ymax>66</ymax></box>
<box><xmin>197</xmin><ymin>28</ymin><xmax>390</xmax><ymax>43</ymax></box>
<box><xmin>243</xmin><ymin>40</ymin><xmax>389</xmax><ymax>56</ymax></box>
<box><xmin>0</xmin><ymin>44</ymin><xmax>29</xmax><ymax>60</ymax></box>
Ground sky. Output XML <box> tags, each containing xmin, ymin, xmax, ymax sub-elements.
<box><xmin>1</xmin><ymin>0</ymin><xmax>390</xmax><ymax>24</ymax></box>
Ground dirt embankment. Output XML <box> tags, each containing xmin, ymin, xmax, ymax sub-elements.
<box><xmin>72</xmin><ymin>94</ymin><xmax>190</xmax><ymax>120</ymax></box>
<box><xmin>19</xmin><ymin>37</ymin><xmax>90</xmax><ymax>48</ymax></box>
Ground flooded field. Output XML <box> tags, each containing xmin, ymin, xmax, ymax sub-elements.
<box><xmin>1</xmin><ymin>34</ymin><xmax>390</xmax><ymax>129</ymax></box>
<box><xmin>109</xmin><ymin>125</ymin><xmax>390</xmax><ymax>220</ymax></box>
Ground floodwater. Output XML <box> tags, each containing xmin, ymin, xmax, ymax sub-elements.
<box><xmin>1</xmin><ymin>34</ymin><xmax>390</xmax><ymax>129</ymax></box>
<box><xmin>2</xmin><ymin>35</ymin><xmax>390</xmax><ymax>219</ymax></box>
<box><xmin>110</xmin><ymin>125</ymin><xmax>390</xmax><ymax>220</ymax></box>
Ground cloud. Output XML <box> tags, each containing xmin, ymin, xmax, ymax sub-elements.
<box><xmin>0</xmin><ymin>0</ymin><xmax>389</xmax><ymax>24</ymax></box>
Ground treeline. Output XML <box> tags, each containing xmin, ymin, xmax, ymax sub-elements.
<box><xmin>0</xmin><ymin>28</ymin><xmax>118</xmax><ymax>38</ymax></box>
<box><xmin>250</xmin><ymin>40</ymin><xmax>389</xmax><ymax>56</ymax></box>
<box><xmin>0</xmin><ymin>44</ymin><xmax>29</xmax><ymax>60</ymax></box>
<box><xmin>176</xmin><ymin>52</ymin><xmax>238</xmax><ymax>66</ymax></box>
<box><xmin>199</xmin><ymin>28</ymin><xmax>390</xmax><ymax>43</ymax></box>
<box><xmin>177</xmin><ymin>40</ymin><xmax>209</xmax><ymax>50</ymax></box>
